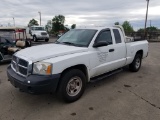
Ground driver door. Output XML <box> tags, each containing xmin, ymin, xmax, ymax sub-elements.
<box><xmin>90</xmin><ymin>29</ymin><xmax>115</xmax><ymax>77</ymax></box>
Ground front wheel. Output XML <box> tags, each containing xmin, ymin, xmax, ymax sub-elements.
<box><xmin>57</xmin><ymin>69</ymin><xmax>86</xmax><ymax>103</ymax></box>
<box><xmin>33</xmin><ymin>36</ymin><xmax>37</xmax><ymax>42</ymax></box>
<box><xmin>45</xmin><ymin>39</ymin><xmax>49</xmax><ymax>42</ymax></box>
<box><xmin>129</xmin><ymin>54</ymin><xmax>142</xmax><ymax>72</ymax></box>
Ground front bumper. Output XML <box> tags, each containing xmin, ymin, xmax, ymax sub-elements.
<box><xmin>7</xmin><ymin>65</ymin><xmax>60</xmax><ymax>94</ymax></box>
<box><xmin>36</xmin><ymin>35</ymin><xmax>49</xmax><ymax>40</ymax></box>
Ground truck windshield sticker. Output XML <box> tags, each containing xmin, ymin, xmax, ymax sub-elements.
<box><xmin>97</xmin><ymin>52</ymin><xmax>108</xmax><ymax>63</ymax></box>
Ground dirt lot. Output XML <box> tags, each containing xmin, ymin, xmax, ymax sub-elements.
<box><xmin>0</xmin><ymin>43</ymin><xmax>160</xmax><ymax>120</ymax></box>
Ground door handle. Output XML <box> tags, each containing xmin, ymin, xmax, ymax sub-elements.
<box><xmin>109</xmin><ymin>49</ymin><xmax>114</xmax><ymax>52</ymax></box>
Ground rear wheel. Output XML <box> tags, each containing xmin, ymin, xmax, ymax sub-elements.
<box><xmin>25</xmin><ymin>41</ymin><xmax>32</xmax><ymax>47</ymax></box>
<box><xmin>57</xmin><ymin>69</ymin><xmax>86</xmax><ymax>102</ymax></box>
<box><xmin>129</xmin><ymin>54</ymin><xmax>142</xmax><ymax>72</ymax></box>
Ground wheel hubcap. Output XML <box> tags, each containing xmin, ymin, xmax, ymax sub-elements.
<box><xmin>135</xmin><ymin>58</ymin><xmax>140</xmax><ymax>69</ymax></box>
<box><xmin>66</xmin><ymin>76</ymin><xmax>82</xmax><ymax>97</ymax></box>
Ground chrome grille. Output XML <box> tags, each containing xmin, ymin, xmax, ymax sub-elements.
<box><xmin>11</xmin><ymin>56</ymin><xmax>29</xmax><ymax>77</ymax></box>
<box><xmin>41</xmin><ymin>32</ymin><xmax>47</xmax><ymax>35</ymax></box>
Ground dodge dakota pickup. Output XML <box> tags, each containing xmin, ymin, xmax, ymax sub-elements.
<box><xmin>7</xmin><ymin>25</ymin><xmax>148</xmax><ymax>102</ymax></box>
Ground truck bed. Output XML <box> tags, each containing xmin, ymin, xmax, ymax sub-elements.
<box><xmin>125</xmin><ymin>40</ymin><xmax>148</xmax><ymax>65</ymax></box>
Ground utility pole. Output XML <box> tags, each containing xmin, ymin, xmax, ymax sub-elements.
<box><xmin>13</xmin><ymin>17</ymin><xmax>15</xmax><ymax>26</ymax></box>
<box><xmin>38</xmin><ymin>11</ymin><xmax>41</xmax><ymax>26</ymax></box>
<box><xmin>144</xmin><ymin>0</ymin><xmax>150</xmax><ymax>39</ymax></box>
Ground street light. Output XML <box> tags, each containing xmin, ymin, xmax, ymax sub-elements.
<box><xmin>13</xmin><ymin>17</ymin><xmax>15</xmax><ymax>26</ymax></box>
<box><xmin>144</xmin><ymin>0</ymin><xmax>150</xmax><ymax>39</ymax></box>
<box><xmin>38</xmin><ymin>11</ymin><xmax>41</xmax><ymax>26</ymax></box>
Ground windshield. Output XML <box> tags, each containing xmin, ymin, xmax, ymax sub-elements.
<box><xmin>57</xmin><ymin>29</ymin><xmax>97</xmax><ymax>47</ymax></box>
<box><xmin>0</xmin><ymin>36</ymin><xmax>14</xmax><ymax>44</ymax></box>
<box><xmin>0</xmin><ymin>31</ymin><xmax>15</xmax><ymax>40</ymax></box>
<box><xmin>32</xmin><ymin>27</ymin><xmax>45</xmax><ymax>31</ymax></box>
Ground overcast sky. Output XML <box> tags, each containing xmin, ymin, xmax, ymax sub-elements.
<box><xmin>0</xmin><ymin>0</ymin><xmax>160</xmax><ymax>30</ymax></box>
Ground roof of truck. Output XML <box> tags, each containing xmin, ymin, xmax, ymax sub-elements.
<box><xmin>76</xmin><ymin>26</ymin><xmax>121</xmax><ymax>31</ymax></box>
<box><xmin>0</xmin><ymin>27</ymin><xmax>26</xmax><ymax>30</ymax></box>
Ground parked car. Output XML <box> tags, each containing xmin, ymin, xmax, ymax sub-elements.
<box><xmin>7</xmin><ymin>25</ymin><xmax>148</xmax><ymax>102</ymax></box>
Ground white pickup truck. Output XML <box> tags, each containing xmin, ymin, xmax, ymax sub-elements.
<box><xmin>7</xmin><ymin>26</ymin><xmax>148</xmax><ymax>102</ymax></box>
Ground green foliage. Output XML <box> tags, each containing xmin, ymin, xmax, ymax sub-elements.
<box><xmin>45</xmin><ymin>20</ymin><xmax>52</xmax><ymax>32</ymax></box>
<box><xmin>71</xmin><ymin>24</ymin><xmax>76</xmax><ymax>29</ymax></box>
<box><xmin>114</xmin><ymin>22</ymin><xmax>120</xmax><ymax>25</ymax></box>
<box><xmin>137</xmin><ymin>28</ymin><xmax>144</xmax><ymax>32</ymax></box>
<box><xmin>147</xmin><ymin>26</ymin><xmax>158</xmax><ymax>32</ymax></box>
<box><xmin>28</xmin><ymin>19</ymin><xmax>39</xmax><ymax>27</ymax></box>
<box><xmin>52</xmin><ymin>15</ymin><xmax>65</xmax><ymax>33</ymax></box>
<box><xmin>122</xmin><ymin>21</ymin><xmax>134</xmax><ymax>33</ymax></box>
<box><xmin>137</xmin><ymin>26</ymin><xmax>158</xmax><ymax>32</ymax></box>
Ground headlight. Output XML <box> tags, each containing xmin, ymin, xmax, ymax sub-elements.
<box><xmin>33</xmin><ymin>62</ymin><xmax>52</xmax><ymax>75</ymax></box>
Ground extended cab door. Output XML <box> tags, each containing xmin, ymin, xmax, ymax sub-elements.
<box><xmin>90</xmin><ymin>29</ymin><xmax>116</xmax><ymax>77</ymax></box>
<box><xmin>111</xmin><ymin>29</ymin><xmax>126</xmax><ymax>69</ymax></box>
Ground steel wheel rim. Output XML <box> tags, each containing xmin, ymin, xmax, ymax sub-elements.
<box><xmin>135</xmin><ymin>58</ymin><xmax>140</xmax><ymax>69</ymax></box>
<box><xmin>66</xmin><ymin>76</ymin><xmax>82</xmax><ymax>97</ymax></box>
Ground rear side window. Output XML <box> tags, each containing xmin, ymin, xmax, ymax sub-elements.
<box><xmin>96</xmin><ymin>30</ymin><xmax>112</xmax><ymax>45</ymax></box>
<box><xmin>113</xmin><ymin>29</ymin><xmax>122</xmax><ymax>43</ymax></box>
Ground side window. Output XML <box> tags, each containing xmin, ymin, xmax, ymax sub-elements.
<box><xmin>96</xmin><ymin>30</ymin><xmax>112</xmax><ymax>45</ymax></box>
<box><xmin>113</xmin><ymin>29</ymin><xmax>122</xmax><ymax>43</ymax></box>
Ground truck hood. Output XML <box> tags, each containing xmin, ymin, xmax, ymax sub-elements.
<box><xmin>15</xmin><ymin>44</ymin><xmax>88</xmax><ymax>62</ymax></box>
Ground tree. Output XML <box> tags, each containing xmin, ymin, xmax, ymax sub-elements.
<box><xmin>122</xmin><ymin>21</ymin><xmax>134</xmax><ymax>33</ymax></box>
<box><xmin>137</xmin><ymin>26</ymin><xmax>158</xmax><ymax>32</ymax></box>
<box><xmin>71</xmin><ymin>24</ymin><xmax>76</xmax><ymax>29</ymax></box>
<box><xmin>28</xmin><ymin>19</ymin><xmax>39</xmax><ymax>27</ymax></box>
<box><xmin>137</xmin><ymin>28</ymin><xmax>144</xmax><ymax>33</ymax></box>
<box><xmin>114</xmin><ymin>22</ymin><xmax>120</xmax><ymax>25</ymax></box>
<box><xmin>45</xmin><ymin>20</ymin><xmax>52</xmax><ymax>32</ymax></box>
<box><xmin>52</xmin><ymin>15</ymin><xmax>65</xmax><ymax>34</ymax></box>
<box><xmin>147</xmin><ymin>26</ymin><xmax>158</xmax><ymax>32</ymax></box>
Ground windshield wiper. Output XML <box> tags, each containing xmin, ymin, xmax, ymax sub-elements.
<box><xmin>55</xmin><ymin>41</ymin><xmax>85</xmax><ymax>47</ymax></box>
<box><xmin>54</xmin><ymin>41</ymin><xmax>60</xmax><ymax>44</ymax></box>
<box><xmin>62</xmin><ymin>42</ymin><xmax>76</xmax><ymax>46</ymax></box>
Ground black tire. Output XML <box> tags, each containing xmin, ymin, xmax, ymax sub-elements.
<box><xmin>57</xmin><ymin>69</ymin><xmax>86</xmax><ymax>103</ymax></box>
<box><xmin>45</xmin><ymin>39</ymin><xmax>49</xmax><ymax>42</ymax></box>
<box><xmin>129</xmin><ymin>54</ymin><xmax>142</xmax><ymax>72</ymax></box>
<box><xmin>33</xmin><ymin>35</ymin><xmax>37</xmax><ymax>42</ymax></box>
<box><xmin>25</xmin><ymin>41</ymin><xmax>32</xmax><ymax>47</ymax></box>
<box><xmin>0</xmin><ymin>52</ymin><xmax>3</xmax><ymax>61</ymax></box>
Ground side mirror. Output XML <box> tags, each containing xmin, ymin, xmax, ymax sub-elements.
<box><xmin>93</xmin><ymin>41</ymin><xmax>108</xmax><ymax>48</ymax></box>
